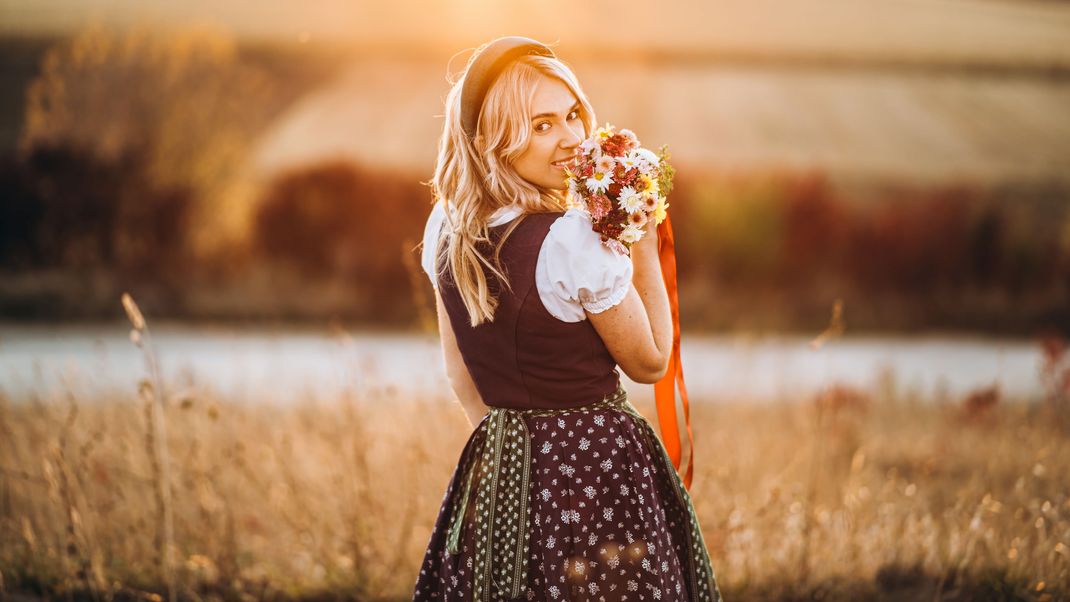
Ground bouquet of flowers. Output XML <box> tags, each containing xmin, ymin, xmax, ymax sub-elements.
<box><xmin>563</xmin><ymin>123</ymin><xmax>676</xmax><ymax>256</ymax></box>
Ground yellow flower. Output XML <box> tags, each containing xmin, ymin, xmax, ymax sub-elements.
<box><xmin>595</xmin><ymin>123</ymin><xmax>616</xmax><ymax>140</ymax></box>
<box><xmin>636</xmin><ymin>174</ymin><xmax>658</xmax><ymax>195</ymax></box>
<box><xmin>654</xmin><ymin>197</ymin><xmax>668</xmax><ymax>224</ymax></box>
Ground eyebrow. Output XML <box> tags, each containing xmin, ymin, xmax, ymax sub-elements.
<box><xmin>531</xmin><ymin>101</ymin><xmax>580</xmax><ymax>121</ymax></box>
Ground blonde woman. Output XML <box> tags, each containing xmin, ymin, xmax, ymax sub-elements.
<box><xmin>414</xmin><ymin>36</ymin><xmax>722</xmax><ymax>602</ymax></box>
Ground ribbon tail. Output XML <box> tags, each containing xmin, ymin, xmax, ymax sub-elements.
<box><xmin>654</xmin><ymin>213</ymin><xmax>695</xmax><ymax>491</ymax></box>
<box><xmin>446</xmin><ymin>427</ymin><xmax>485</xmax><ymax>555</ymax></box>
<box><xmin>446</xmin><ymin>461</ymin><xmax>475</xmax><ymax>555</ymax></box>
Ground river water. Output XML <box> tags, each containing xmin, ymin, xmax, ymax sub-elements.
<box><xmin>0</xmin><ymin>322</ymin><xmax>1046</xmax><ymax>406</ymax></box>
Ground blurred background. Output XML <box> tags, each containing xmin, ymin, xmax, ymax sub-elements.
<box><xmin>2</xmin><ymin>1</ymin><xmax>1069</xmax><ymax>600</ymax></box>
<box><xmin>2</xmin><ymin>0</ymin><xmax>1069</xmax><ymax>332</ymax></box>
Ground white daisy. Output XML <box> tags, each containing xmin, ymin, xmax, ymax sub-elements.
<box><xmin>617</xmin><ymin>153</ymin><xmax>642</xmax><ymax>171</ymax></box>
<box><xmin>585</xmin><ymin>171</ymin><xmax>613</xmax><ymax>194</ymax></box>
<box><xmin>635</xmin><ymin>147</ymin><xmax>660</xmax><ymax>167</ymax></box>
<box><xmin>633</xmin><ymin>148</ymin><xmax>659</xmax><ymax>174</ymax></box>
<box><xmin>619</xmin><ymin>225</ymin><xmax>644</xmax><ymax>244</ymax></box>
<box><xmin>616</xmin><ymin>186</ymin><xmax>644</xmax><ymax>214</ymax></box>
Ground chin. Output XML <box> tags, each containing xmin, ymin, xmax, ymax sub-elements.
<box><xmin>545</xmin><ymin>175</ymin><xmax>569</xmax><ymax>191</ymax></box>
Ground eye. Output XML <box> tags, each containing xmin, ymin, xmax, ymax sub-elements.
<box><xmin>535</xmin><ymin>109</ymin><xmax>581</xmax><ymax>133</ymax></box>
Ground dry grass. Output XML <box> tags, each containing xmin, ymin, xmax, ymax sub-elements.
<box><xmin>0</xmin><ymin>373</ymin><xmax>1067</xmax><ymax>601</ymax></box>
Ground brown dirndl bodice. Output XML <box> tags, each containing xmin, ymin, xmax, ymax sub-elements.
<box><xmin>434</xmin><ymin>211</ymin><xmax>621</xmax><ymax>410</ymax></box>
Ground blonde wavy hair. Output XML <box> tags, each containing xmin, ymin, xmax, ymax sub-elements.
<box><xmin>427</xmin><ymin>50</ymin><xmax>597</xmax><ymax>327</ymax></box>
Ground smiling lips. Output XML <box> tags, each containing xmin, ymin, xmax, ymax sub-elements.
<box><xmin>551</xmin><ymin>155</ymin><xmax>577</xmax><ymax>168</ymax></box>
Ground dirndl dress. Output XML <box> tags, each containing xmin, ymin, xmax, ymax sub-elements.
<box><xmin>413</xmin><ymin>207</ymin><xmax>723</xmax><ymax>601</ymax></box>
<box><xmin>412</xmin><ymin>383</ymin><xmax>723</xmax><ymax>601</ymax></box>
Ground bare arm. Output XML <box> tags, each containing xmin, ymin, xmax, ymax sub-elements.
<box><xmin>435</xmin><ymin>288</ymin><xmax>489</xmax><ymax>428</ymax></box>
<box><xmin>586</xmin><ymin>218</ymin><xmax>673</xmax><ymax>383</ymax></box>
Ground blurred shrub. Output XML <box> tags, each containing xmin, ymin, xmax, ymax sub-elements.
<box><xmin>843</xmin><ymin>186</ymin><xmax>974</xmax><ymax>293</ymax></box>
<box><xmin>669</xmin><ymin>168</ymin><xmax>1069</xmax><ymax>331</ymax></box>
<box><xmin>776</xmin><ymin>175</ymin><xmax>850</xmax><ymax>287</ymax></box>
<box><xmin>0</xmin><ymin>144</ymin><xmax>193</xmax><ymax>279</ymax></box>
<box><xmin>672</xmin><ymin>173</ymin><xmax>785</xmax><ymax>286</ymax></box>
<box><xmin>254</xmin><ymin>160</ymin><xmax>430</xmax><ymax>309</ymax></box>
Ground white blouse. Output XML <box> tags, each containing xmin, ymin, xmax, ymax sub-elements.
<box><xmin>420</xmin><ymin>202</ymin><xmax>633</xmax><ymax>323</ymax></box>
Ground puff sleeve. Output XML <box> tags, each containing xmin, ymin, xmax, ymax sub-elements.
<box><xmin>420</xmin><ymin>201</ymin><xmax>448</xmax><ymax>290</ymax></box>
<box><xmin>536</xmin><ymin>208</ymin><xmax>634</xmax><ymax>322</ymax></box>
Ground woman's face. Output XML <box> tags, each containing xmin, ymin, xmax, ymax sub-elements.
<box><xmin>511</xmin><ymin>75</ymin><xmax>585</xmax><ymax>191</ymax></box>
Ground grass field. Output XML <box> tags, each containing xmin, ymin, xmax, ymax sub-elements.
<box><xmin>1</xmin><ymin>367</ymin><xmax>1067</xmax><ymax>601</ymax></box>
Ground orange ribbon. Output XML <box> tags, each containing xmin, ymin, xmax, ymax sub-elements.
<box><xmin>654</xmin><ymin>213</ymin><xmax>694</xmax><ymax>491</ymax></box>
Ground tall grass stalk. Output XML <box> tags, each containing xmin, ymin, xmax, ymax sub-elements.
<box><xmin>122</xmin><ymin>292</ymin><xmax>175</xmax><ymax>602</ymax></box>
<box><xmin>801</xmin><ymin>299</ymin><xmax>846</xmax><ymax>581</ymax></box>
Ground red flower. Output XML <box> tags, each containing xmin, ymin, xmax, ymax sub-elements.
<box><xmin>589</xmin><ymin>195</ymin><xmax>612</xmax><ymax>220</ymax></box>
<box><xmin>602</xmin><ymin>133</ymin><xmax>632</xmax><ymax>157</ymax></box>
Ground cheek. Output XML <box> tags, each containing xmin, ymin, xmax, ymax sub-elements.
<box><xmin>516</xmin><ymin>138</ymin><xmax>555</xmax><ymax>177</ymax></box>
<box><xmin>537</xmin><ymin>139</ymin><xmax>557</xmax><ymax>165</ymax></box>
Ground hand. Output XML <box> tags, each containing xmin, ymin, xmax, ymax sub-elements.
<box><xmin>631</xmin><ymin>215</ymin><xmax>660</xmax><ymax>257</ymax></box>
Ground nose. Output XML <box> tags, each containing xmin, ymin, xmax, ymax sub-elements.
<box><xmin>560</xmin><ymin>123</ymin><xmax>582</xmax><ymax>149</ymax></box>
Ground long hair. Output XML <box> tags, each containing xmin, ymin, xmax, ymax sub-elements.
<box><xmin>427</xmin><ymin>49</ymin><xmax>597</xmax><ymax>327</ymax></box>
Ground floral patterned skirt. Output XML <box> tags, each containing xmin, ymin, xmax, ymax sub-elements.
<box><xmin>412</xmin><ymin>384</ymin><xmax>723</xmax><ymax>601</ymax></box>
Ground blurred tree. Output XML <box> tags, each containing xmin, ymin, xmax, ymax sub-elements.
<box><xmin>968</xmin><ymin>203</ymin><xmax>1003</xmax><ymax>288</ymax></box>
<box><xmin>254</xmin><ymin>160</ymin><xmax>429</xmax><ymax>314</ymax></box>
<box><xmin>0</xmin><ymin>154</ymin><xmax>44</xmax><ymax>268</ymax></box>
<box><xmin>0</xmin><ymin>144</ymin><xmax>193</xmax><ymax>277</ymax></box>
<box><xmin>777</xmin><ymin>173</ymin><xmax>849</xmax><ymax>287</ymax></box>
<box><xmin>672</xmin><ymin>173</ymin><xmax>784</xmax><ymax>287</ymax></box>
<box><xmin>18</xmin><ymin>23</ymin><xmax>275</xmax><ymax>260</ymax></box>
<box><xmin>845</xmin><ymin>188</ymin><xmax>972</xmax><ymax>294</ymax></box>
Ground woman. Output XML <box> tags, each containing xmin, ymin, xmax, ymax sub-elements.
<box><xmin>414</xmin><ymin>36</ymin><xmax>722</xmax><ymax>602</ymax></box>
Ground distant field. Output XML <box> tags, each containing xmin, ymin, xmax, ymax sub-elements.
<box><xmin>5</xmin><ymin>0</ymin><xmax>1070</xmax><ymax>186</ymax></box>
<box><xmin>248</xmin><ymin>52</ymin><xmax>1070</xmax><ymax>186</ymax></box>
